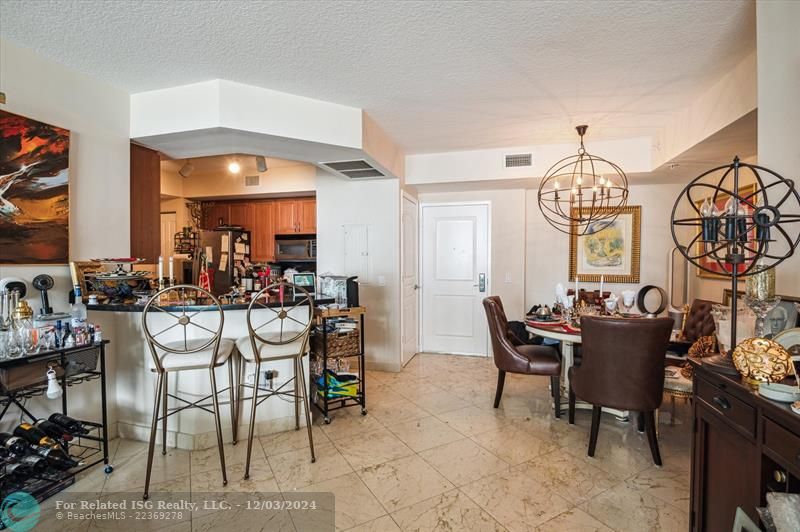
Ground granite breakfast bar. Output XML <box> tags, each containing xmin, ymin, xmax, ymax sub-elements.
<box><xmin>88</xmin><ymin>295</ymin><xmax>332</xmax><ymax>450</ymax></box>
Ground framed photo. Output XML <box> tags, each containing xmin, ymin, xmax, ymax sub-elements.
<box><xmin>694</xmin><ymin>183</ymin><xmax>757</xmax><ymax>279</ymax></box>
<box><xmin>723</xmin><ymin>288</ymin><xmax>800</xmax><ymax>338</ymax></box>
<box><xmin>292</xmin><ymin>273</ymin><xmax>316</xmax><ymax>296</ymax></box>
<box><xmin>69</xmin><ymin>261</ymin><xmax>105</xmax><ymax>302</ymax></box>
<box><xmin>569</xmin><ymin>205</ymin><xmax>641</xmax><ymax>283</ymax></box>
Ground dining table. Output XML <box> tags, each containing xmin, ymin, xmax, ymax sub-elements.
<box><xmin>526</xmin><ymin>319</ymin><xmax>631</xmax><ymax>421</ymax></box>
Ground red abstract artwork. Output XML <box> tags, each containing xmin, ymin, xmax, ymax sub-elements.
<box><xmin>0</xmin><ymin>110</ymin><xmax>70</xmax><ymax>264</ymax></box>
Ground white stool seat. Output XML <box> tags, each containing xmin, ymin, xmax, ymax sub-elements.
<box><xmin>235</xmin><ymin>334</ymin><xmax>307</xmax><ymax>362</ymax></box>
<box><xmin>153</xmin><ymin>338</ymin><xmax>235</xmax><ymax>371</ymax></box>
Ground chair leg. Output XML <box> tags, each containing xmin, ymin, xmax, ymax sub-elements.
<box><xmin>143</xmin><ymin>372</ymin><xmax>164</xmax><ymax>500</ymax></box>
<box><xmin>244</xmin><ymin>359</ymin><xmax>261</xmax><ymax>480</ymax></box>
<box><xmin>294</xmin><ymin>356</ymin><xmax>300</xmax><ymax>430</ymax></box>
<box><xmin>296</xmin><ymin>354</ymin><xmax>316</xmax><ymax>463</ymax></box>
<box><xmin>234</xmin><ymin>355</ymin><xmax>245</xmax><ymax>445</ymax></box>
<box><xmin>568</xmin><ymin>386</ymin><xmax>576</xmax><ymax>425</ymax></box>
<box><xmin>644</xmin><ymin>410</ymin><xmax>662</xmax><ymax>466</ymax></box>
<box><xmin>551</xmin><ymin>375</ymin><xmax>561</xmax><ymax>419</ymax></box>
<box><xmin>209</xmin><ymin>368</ymin><xmax>228</xmax><ymax>486</ymax></box>
<box><xmin>493</xmin><ymin>370</ymin><xmax>506</xmax><ymax>408</ymax></box>
<box><xmin>588</xmin><ymin>405</ymin><xmax>602</xmax><ymax>457</ymax></box>
<box><xmin>161</xmin><ymin>373</ymin><xmax>168</xmax><ymax>455</ymax></box>
<box><xmin>228</xmin><ymin>356</ymin><xmax>237</xmax><ymax>444</ymax></box>
<box><xmin>670</xmin><ymin>396</ymin><xmax>676</xmax><ymax>427</ymax></box>
<box><xmin>637</xmin><ymin>412</ymin><xmax>645</xmax><ymax>433</ymax></box>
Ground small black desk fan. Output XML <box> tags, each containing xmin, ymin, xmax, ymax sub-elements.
<box><xmin>33</xmin><ymin>274</ymin><xmax>54</xmax><ymax>315</ymax></box>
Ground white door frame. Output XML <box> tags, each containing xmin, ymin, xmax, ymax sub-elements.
<box><xmin>419</xmin><ymin>201</ymin><xmax>492</xmax><ymax>356</ymax></box>
<box><xmin>400</xmin><ymin>191</ymin><xmax>420</xmax><ymax>367</ymax></box>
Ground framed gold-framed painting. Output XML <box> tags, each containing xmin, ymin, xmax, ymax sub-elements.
<box><xmin>694</xmin><ymin>183</ymin><xmax>757</xmax><ymax>279</ymax></box>
<box><xmin>569</xmin><ymin>205</ymin><xmax>641</xmax><ymax>283</ymax></box>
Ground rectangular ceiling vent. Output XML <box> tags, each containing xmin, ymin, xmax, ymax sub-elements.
<box><xmin>321</xmin><ymin>159</ymin><xmax>386</xmax><ymax>179</ymax></box>
<box><xmin>245</xmin><ymin>175</ymin><xmax>260</xmax><ymax>187</ymax></box>
<box><xmin>504</xmin><ymin>153</ymin><xmax>533</xmax><ymax>168</ymax></box>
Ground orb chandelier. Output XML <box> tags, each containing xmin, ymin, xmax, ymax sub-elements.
<box><xmin>537</xmin><ymin>125</ymin><xmax>629</xmax><ymax>235</ymax></box>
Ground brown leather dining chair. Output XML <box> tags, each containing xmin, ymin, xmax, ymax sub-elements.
<box><xmin>483</xmin><ymin>296</ymin><xmax>562</xmax><ymax>417</ymax></box>
<box><xmin>567</xmin><ymin>316</ymin><xmax>673</xmax><ymax>465</ymax></box>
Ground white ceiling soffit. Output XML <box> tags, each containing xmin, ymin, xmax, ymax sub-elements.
<box><xmin>0</xmin><ymin>0</ymin><xmax>755</xmax><ymax>154</ymax></box>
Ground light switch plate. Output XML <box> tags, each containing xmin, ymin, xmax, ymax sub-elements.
<box><xmin>505</xmin><ymin>273</ymin><xmax>512</xmax><ymax>284</ymax></box>
<box><xmin>378</xmin><ymin>275</ymin><xmax>386</xmax><ymax>286</ymax></box>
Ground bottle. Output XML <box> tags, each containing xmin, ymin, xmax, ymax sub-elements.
<box><xmin>70</xmin><ymin>286</ymin><xmax>87</xmax><ymax>330</ymax></box>
<box><xmin>244</xmin><ymin>268</ymin><xmax>254</xmax><ymax>292</ymax></box>
<box><xmin>49</xmin><ymin>413</ymin><xmax>89</xmax><ymax>435</ymax></box>
<box><xmin>34</xmin><ymin>419</ymin><xmax>73</xmax><ymax>442</ymax></box>
<box><xmin>253</xmin><ymin>268</ymin><xmax>262</xmax><ymax>292</ymax></box>
<box><xmin>3</xmin><ymin>461</ymin><xmax>33</xmax><ymax>479</ymax></box>
<box><xmin>93</xmin><ymin>325</ymin><xmax>102</xmax><ymax>344</ymax></box>
<box><xmin>18</xmin><ymin>454</ymin><xmax>48</xmax><ymax>474</ymax></box>
<box><xmin>14</xmin><ymin>423</ymin><xmax>59</xmax><ymax>448</ymax></box>
<box><xmin>0</xmin><ymin>433</ymin><xmax>28</xmax><ymax>455</ymax></box>
<box><xmin>55</xmin><ymin>320</ymin><xmax>63</xmax><ymax>348</ymax></box>
<box><xmin>63</xmin><ymin>324</ymin><xmax>75</xmax><ymax>348</ymax></box>
<box><xmin>32</xmin><ymin>445</ymin><xmax>79</xmax><ymax>470</ymax></box>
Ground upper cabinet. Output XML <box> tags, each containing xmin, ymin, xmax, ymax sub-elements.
<box><xmin>251</xmin><ymin>201</ymin><xmax>275</xmax><ymax>262</ymax></box>
<box><xmin>229</xmin><ymin>202</ymin><xmax>254</xmax><ymax>229</ymax></box>
<box><xmin>202</xmin><ymin>203</ymin><xmax>230</xmax><ymax>229</ymax></box>
<box><xmin>274</xmin><ymin>198</ymin><xmax>316</xmax><ymax>234</ymax></box>
<box><xmin>130</xmin><ymin>144</ymin><xmax>161</xmax><ymax>262</ymax></box>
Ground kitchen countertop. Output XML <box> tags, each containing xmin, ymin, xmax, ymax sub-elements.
<box><xmin>87</xmin><ymin>295</ymin><xmax>335</xmax><ymax>313</ymax></box>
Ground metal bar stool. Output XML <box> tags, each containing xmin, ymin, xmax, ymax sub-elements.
<box><xmin>141</xmin><ymin>285</ymin><xmax>236</xmax><ymax>499</ymax></box>
<box><xmin>234</xmin><ymin>281</ymin><xmax>315</xmax><ymax>479</ymax></box>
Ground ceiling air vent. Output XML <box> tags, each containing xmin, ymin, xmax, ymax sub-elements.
<box><xmin>504</xmin><ymin>153</ymin><xmax>533</xmax><ymax>168</ymax></box>
<box><xmin>320</xmin><ymin>159</ymin><xmax>386</xmax><ymax>179</ymax></box>
<box><xmin>245</xmin><ymin>175</ymin><xmax>260</xmax><ymax>187</ymax></box>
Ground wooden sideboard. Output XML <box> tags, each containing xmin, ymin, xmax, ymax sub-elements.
<box><xmin>201</xmin><ymin>197</ymin><xmax>315</xmax><ymax>262</ymax></box>
<box><xmin>690</xmin><ymin>360</ymin><xmax>800</xmax><ymax>531</ymax></box>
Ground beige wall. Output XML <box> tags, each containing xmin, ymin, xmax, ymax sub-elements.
<box><xmin>756</xmin><ymin>1</ymin><xmax>800</xmax><ymax>297</ymax></box>
<box><xmin>0</xmin><ymin>39</ymin><xmax>130</xmax><ymax>433</ymax></box>
<box><xmin>178</xmin><ymin>164</ymin><xmax>316</xmax><ymax>199</ymax></box>
<box><xmin>417</xmin><ymin>189</ymin><xmax>527</xmax><ymax>319</ymax></box>
<box><xmin>316</xmin><ymin>171</ymin><xmax>402</xmax><ymax>371</ymax></box>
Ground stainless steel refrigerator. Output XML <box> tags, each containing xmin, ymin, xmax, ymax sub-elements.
<box><xmin>196</xmin><ymin>229</ymin><xmax>251</xmax><ymax>295</ymax></box>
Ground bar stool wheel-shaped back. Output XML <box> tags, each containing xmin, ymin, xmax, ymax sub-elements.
<box><xmin>141</xmin><ymin>285</ymin><xmax>236</xmax><ymax>499</ymax></box>
<box><xmin>235</xmin><ymin>281</ymin><xmax>316</xmax><ymax>480</ymax></box>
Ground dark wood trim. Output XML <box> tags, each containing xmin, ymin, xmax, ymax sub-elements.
<box><xmin>130</xmin><ymin>144</ymin><xmax>161</xmax><ymax>262</ymax></box>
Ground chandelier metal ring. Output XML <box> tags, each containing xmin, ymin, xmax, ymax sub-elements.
<box><xmin>537</xmin><ymin>125</ymin><xmax>630</xmax><ymax>236</ymax></box>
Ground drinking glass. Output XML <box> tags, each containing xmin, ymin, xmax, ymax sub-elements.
<box><xmin>0</xmin><ymin>330</ymin><xmax>10</xmax><ymax>360</ymax></box>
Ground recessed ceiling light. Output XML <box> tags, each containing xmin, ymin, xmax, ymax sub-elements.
<box><xmin>228</xmin><ymin>161</ymin><xmax>241</xmax><ymax>173</ymax></box>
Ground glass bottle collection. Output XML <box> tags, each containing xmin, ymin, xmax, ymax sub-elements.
<box><xmin>0</xmin><ymin>287</ymin><xmax>102</xmax><ymax>360</ymax></box>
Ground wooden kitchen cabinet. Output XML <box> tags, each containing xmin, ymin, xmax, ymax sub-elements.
<box><xmin>229</xmin><ymin>202</ymin><xmax>254</xmax><ymax>229</ymax></box>
<box><xmin>297</xmin><ymin>198</ymin><xmax>317</xmax><ymax>233</ymax></box>
<box><xmin>274</xmin><ymin>198</ymin><xmax>316</xmax><ymax>234</ymax></box>
<box><xmin>251</xmin><ymin>201</ymin><xmax>275</xmax><ymax>262</ymax></box>
<box><xmin>130</xmin><ymin>143</ymin><xmax>161</xmax><ymax>262</ymax></box>
<box><xmin>203</xmin><ymin>203</ymin><xmax>230</xmax><ymax>229</ymax></box>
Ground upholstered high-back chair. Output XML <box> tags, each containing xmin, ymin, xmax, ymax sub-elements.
<box><xmin>682</xmin><ymin>299</ymin><xmax>717</xmax><ymax>343</ymax></box>
<box><xmin>568</xmin><ymin>316</ymin><xmax>673</xmax><ymax>465</ymax></box>
<box><xmin>483</xmin><ymin>296</ymin><xmax>562</xmax><ymax>417</ymax></box>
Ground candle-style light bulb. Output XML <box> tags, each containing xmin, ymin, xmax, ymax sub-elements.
<box><xmin>576</xmin><ymin>176</ymin><xmax>583</xmax><ymax>185</ymax></box>
<box><xmin>553</xmin><ymin>181</ymin><xmax>560</xmax><ymax>190</ymax></box>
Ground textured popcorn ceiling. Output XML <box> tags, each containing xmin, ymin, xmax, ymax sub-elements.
<box><xmin>0</xmin><ymin>0</ymin><xmax>755</xmax><ymax>153</ymax></box>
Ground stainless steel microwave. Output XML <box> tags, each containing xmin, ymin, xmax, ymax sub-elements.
<box><xmin>275</xmin><ymin>237</ymin><xmax>316</xmax><ymax>262</ymax></box>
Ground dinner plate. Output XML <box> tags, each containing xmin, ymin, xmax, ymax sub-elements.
<box><xmin>773</xmin><ymin>327</ymin><xmax>800</xmax><ymax>358</ymax></box>
<box><xmin>759</xmin><ymin>382</ymin><xmax>800</xmax><ymax>403</ymax></box>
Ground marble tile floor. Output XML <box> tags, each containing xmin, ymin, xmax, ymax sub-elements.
<box><xmin>62</xmin><ymin>353</ymin><xmax>691</xmax><ymax>531</ymax></box>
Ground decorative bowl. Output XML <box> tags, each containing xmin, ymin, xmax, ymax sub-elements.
<box><xmin>759</xmin><ymin>382</ymin><xmax>800</xmax><ymax>403</ymax></box>
<box><xmin>732</xmin><ymin>337</ymin><xmax>792</xmax><ymax>388</ymax></box>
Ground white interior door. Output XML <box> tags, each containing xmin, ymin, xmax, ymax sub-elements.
<box><xmin>401</xmin><ymin>195</ymin><xmax>419</xmax><ymax>366</ymax></box>
<box><xmin>160</xmin><ymin>212</ymin><xmax>177</xmax><ymax>259</ymax></box>
<box><xmin>421</xmin><ymin>203</ymin><xmax>489</xmax><ymax>356</ymax></box>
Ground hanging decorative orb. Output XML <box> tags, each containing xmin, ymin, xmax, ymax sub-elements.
<box><xmin>670</xmin><ymin>157</ymin><xmax>800</xmax><ymax>277</ymax></box>
<box><xmin>537</xmin><ymin>125</ymin><xmax>629</xmax><ymax>235</ymax></box>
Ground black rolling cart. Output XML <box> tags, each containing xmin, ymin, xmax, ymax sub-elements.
<box><xmin>310</xmin><ymin>307</ymin><xmax>366</xmax><ymax>424</ymax></box>
<box><xmin>0</xmin><ymin>340</ymin><xmax>112</xmax><ymax>502</ymax></box>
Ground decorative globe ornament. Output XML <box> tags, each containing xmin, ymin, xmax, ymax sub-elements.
<box><xmin>670</xmin><ymin>156</ymin><xmax>800</xmax><ymax>376</ymax></box>
<box><xmin>538</xmin><ymin>125</ymin><xmax>629</xmax><ymax>235</ymax></box>
<box><xmin>732</xmin><ymin>337</ymin><xmax>792</xmax><ymax>388</ymax></box>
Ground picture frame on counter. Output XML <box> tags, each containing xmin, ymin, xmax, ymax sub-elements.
<box><xmin>292</xmin><ymin>273</ymin><xmax>316</xmax><ymax>297</ymax></box>
<box><xmin>723</xmin><ymin>288</ymin><xmax>800</xmax><ymax>338</ymax></box>
<box><xmin>69</xmin><ymin>261</ymin><xmax>105</xmax><ymax>302</ymax></box>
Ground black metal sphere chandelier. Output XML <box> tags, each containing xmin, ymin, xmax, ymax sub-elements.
<box><xmin>537</xmin><ymin>125</ymin><xmax>629</xmax><ymax>235</ymax></box>
<box><xmin>670</xmin><ymin>156</ymin><xmax>800</xmax><ymax>374</ymax></box>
